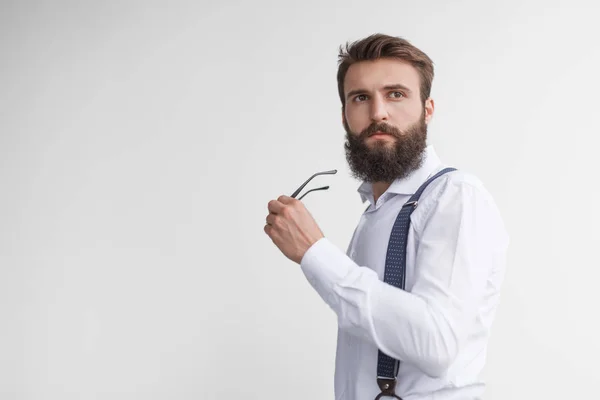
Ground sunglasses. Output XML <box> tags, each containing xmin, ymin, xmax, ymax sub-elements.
<box><xmin>290</xmin><ymin>169</ymin><xmax>338</xmax><ymax>200</ymax></box>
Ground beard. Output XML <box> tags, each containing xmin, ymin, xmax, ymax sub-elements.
<box><xmin>343</xmin><ymin>112</ymin><xmax>428</xmax><ymax>183</ymax></box>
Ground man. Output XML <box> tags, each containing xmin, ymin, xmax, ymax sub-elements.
<box><xmin>264</xmin><ymin>33</ymin><xmax>509</xmax><ymax>400</ymax></box>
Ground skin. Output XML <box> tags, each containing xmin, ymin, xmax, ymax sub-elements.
<box><xmin>264</xmin><ymin>58</ymin><xmax>434</xmax><ymax>264</ymax></box>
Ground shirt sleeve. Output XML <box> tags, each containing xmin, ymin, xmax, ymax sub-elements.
<box><xmin>299</xmin><ymin>178</ymin><xmax>508</xmax><ymax>378</ymax></box>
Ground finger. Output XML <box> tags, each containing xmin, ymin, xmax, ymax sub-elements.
<box><xmin>266</xmin><ymin>213</ymin><xmax>276</xmax><ymax>226</ymax></box>
<box><xmin>278</xmin><ymin>195</ymin><xmax>296</xmax><ymax>205</ymax></box>
<box><xmin>267</xmin><ymin>199</ymin><xmax>285</xmax><ymax>214</ymax></box>
<box><xmin>264</xmin><ymin>224</ymin><xmax>278</xmax><ymax>241</ymax></box>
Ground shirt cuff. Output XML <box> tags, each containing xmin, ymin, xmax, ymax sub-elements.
<box><xmin>300</xmin><ymin>237</ymin><xmax>354</xmax><ymax>300</ymax></box>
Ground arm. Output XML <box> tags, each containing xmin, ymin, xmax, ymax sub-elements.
<box><xmin>299</xmin><ymin>179</ymin><xmax>508</xmax><ymax>377</ymax></box>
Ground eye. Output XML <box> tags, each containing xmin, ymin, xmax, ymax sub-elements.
<box><xmin>389</xmin><ymin>91</ymin><xmax>404</xmax><ymax>99</ymax></box>
<box><xmin>353</xmin><ymin>94</ymin><xmax>368</xmax><ymax>102</ymax></box>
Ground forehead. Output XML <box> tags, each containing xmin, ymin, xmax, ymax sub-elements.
<box><xmin>344</xmin><ymin>58</ymin><xmax>421</xmax><ymax>94</ymax></box>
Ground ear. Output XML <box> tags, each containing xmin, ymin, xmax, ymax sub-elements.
<box><xmin>424</xmin><ymin>98</ymin><xmax>435</xmax><ymax>124</ymax></box>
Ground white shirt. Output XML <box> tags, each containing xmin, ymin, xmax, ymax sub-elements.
<box><xmin>300</xmin><ymin>145</ymin><xmax>509</xmax><ymax>400</ymax></box>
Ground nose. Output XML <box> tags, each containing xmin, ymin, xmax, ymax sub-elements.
<box><xmin>370</xmin><ymin>94</ymin><xmax>389</xmax><ymax>122</ymax></box>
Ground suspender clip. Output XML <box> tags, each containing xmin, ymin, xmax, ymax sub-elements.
<box><xmin>403</xmin><ymin>200</ymin><xmax>418</xmax><ymax>208</ymax></box>
<box><xmin>375</xmin><ymin>377</ymin><xmax>402</xmax><ymax>399</ymax></box>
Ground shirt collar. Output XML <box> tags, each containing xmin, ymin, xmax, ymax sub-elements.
<box><xmin>357</xmin><ymin>145</ymin><xmax>443</xmax><ymax>204</ymax></box>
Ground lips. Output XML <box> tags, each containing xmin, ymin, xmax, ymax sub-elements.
<box><xmin>369</xmin><ymin>132</ymin><xmax>393</xmax><ymax>138</ymax></box>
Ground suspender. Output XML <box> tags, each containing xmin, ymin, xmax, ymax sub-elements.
<box><xmin>374</xmin><ymin>167</ymin><xmax>457</xmax><ymax>400</ymax></box>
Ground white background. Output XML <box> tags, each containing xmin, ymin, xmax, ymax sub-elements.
<box><xmin>1</xmin><ymin>1</ymin><xmax>599</xmax><ymax>399</ymax></box>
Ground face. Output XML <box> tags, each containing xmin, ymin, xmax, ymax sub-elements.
<box><xmin>342</xmin><ymin>58</ymin><xmax>434</xmax><ymax>183</ymax></box>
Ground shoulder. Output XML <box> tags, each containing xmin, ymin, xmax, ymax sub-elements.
<box><xmin>412</xmin><ymin>167</ymin><xmax>505</xmax><ymax>229</ymax></box>
<box><xmin>422</xmin><ymin>167</ymin><xmax>493</xmax><ymax>204</ymax></box>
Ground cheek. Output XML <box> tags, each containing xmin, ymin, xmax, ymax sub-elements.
<box><xmin>390</xmin><ymin>104</ymin><xmax>422</xmax><ymax>127</ymax></box>
<box><xmin>345</xmin><ymin>107</ymin><xmax>369</xmax><ymax>132</ymax></box>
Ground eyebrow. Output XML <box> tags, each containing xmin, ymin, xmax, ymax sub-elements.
<box><xmin>346</xmin><ymin>84</ymin><xmax>413</xmax><ymax>100</ymax></box>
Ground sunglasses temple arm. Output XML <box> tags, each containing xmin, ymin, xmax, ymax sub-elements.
<box><xmin>290</xmin><ymin>170</ymin><xmax>337</xmax><ymax>198</ymax></box>
<box><xmin>291</xmin><ymin>174</ymin><xmax>318</xmax><ymax>198</ymax></box>
<box><xmin>298</xmin><ymin>186</ymin><xmax>330</xmax><ymax>200</ymax></box>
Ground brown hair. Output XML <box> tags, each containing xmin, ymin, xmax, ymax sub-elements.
<box><xmin>337</xmin><ymin>33</ymin><xmax>434</xmax><ymax>108</ymax></box>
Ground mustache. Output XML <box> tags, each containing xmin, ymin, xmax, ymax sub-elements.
<box><xmin>360</xmin><ymin>122</ymin><xmax>402</xmax><ymax>138</ymax></box>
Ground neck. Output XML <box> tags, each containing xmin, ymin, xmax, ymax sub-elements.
<box><xmin>372</xmin><ymin>181</ymin><xmax>393</xmax><ymax>204</ymax></box>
